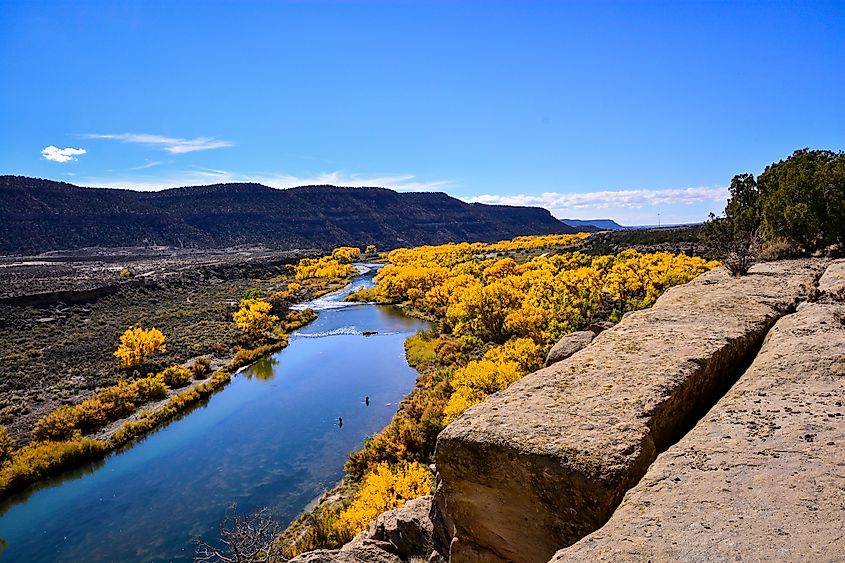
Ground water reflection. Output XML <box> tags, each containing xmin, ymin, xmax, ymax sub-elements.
<box><xmin>248</xmin><ymin>356</ymin><xmax>279</xmax><ymax>380</ymax></box>
<box><xmin>0</xmin><ymin>453</ymin><xmax>107</xmax><ymax>516</ymax></box>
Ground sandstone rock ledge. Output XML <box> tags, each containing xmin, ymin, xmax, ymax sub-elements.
<box><xmin>432</xmin><ymin>260</ymin><xmax>826</xmax><ymax>563</ymax></box>
<box><xmin>554</xmin><ymin>265</ymin><xmax>845</xmax><ymax>562</ymax></box>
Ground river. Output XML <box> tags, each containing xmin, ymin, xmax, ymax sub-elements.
<box><xmin>0</xmin><ymin>266</ymin><xmax>429</xmax><ymax>562</ymax></box>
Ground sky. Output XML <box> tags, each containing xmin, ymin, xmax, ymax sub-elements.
<box><xmin>1</xmin><ymin>1</ymin><xmax>843</xmax><ymax>225</ymax></box>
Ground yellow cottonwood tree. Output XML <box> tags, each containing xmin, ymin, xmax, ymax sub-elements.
<box><xmin>233</xmin><ymin>299</ymin><xmax>279</xmax><ymax>339</ymax></box>
<box><xmin>331</xmin><ymin>246</ymin><xmax>362</xmax><ymax>264</ymax></box>
<box><xmin>114</xmin><ymin>327</ymin><xmax>166</xmax><ymax>369</ymax></box>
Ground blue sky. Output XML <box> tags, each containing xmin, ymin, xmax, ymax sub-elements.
<box><xmin>1</xmin><ymin>1</ymin><xmax>843</xmax><ymax>224</ymax></box>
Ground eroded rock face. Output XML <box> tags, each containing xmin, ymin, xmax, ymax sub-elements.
<box><xmin>433</xmin><ymin>260</ymin><xmax>825</xmax><ymax>563</ymax></box>
<box><xmin>553</xmin><ymin>297</ymin><xmax>845</xmax><ymax>562</ymax></box>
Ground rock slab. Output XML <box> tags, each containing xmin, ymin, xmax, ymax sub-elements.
<box><xmin>554</xmin><ymin>296</ymin><xmax>845</xmax><ymax>562</ymax></box>
<box><xmin>433</xmin><ymin>260</ymin><xmax>824</xmax><ymax>563</ymax></box>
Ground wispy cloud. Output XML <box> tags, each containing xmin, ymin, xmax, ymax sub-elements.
<box><xmin>81</xmin><ymin>133</ymin><xmax>233</xmax><ymax>154</ymax></box>
<box><xmin>464</xmin><ymin>186</ymin><xmax>729</xmax><ymax>211</ymax></box>
<box><xmin>41</xmin><ymin>146</ymin><xmax>87</xmax><ymax>163</ymax></box>
<box><xmin>79</xmin><ymin>170</ymin><xmax>450</xmax><ymax>193</ymax></box>
<box><xmin>129</xmin><ymin>159</ymin><xmax>166</xmax><ymax>170</ymax></box>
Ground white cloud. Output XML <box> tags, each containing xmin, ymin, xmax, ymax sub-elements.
<box><xmin>79</xmin><ymin>170</ymin><xmax>450</xmax><ymax>193</ymax></box>
<box><xmin>461</xmin><ymin>186</ymin><xmax>730</xmax><ymax>225</ymax></box>
<box><xmin>464</xmin><ymin>186</ymin><xmax>729</xmax><ymax>211</ymax></box>
<box><xmin>41</xmin><ymin>146</ymin><xmax>87</xmax><ymax>163</ymax></box>
<box><xmin>81</xmin><ymin>133</ymin><xmax>233</xmax><ymax>154</ymax></box>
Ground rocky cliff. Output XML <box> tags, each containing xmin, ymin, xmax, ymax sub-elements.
<box><xmin>301</xmin><ymin>258</ymin><xmax>845</xmax><ymax>562</ymax></box>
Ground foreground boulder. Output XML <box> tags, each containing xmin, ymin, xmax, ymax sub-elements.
<box><xmin>545</xmin><ymin>322</ymin><xmax>612</xmax><ymax>367</ymax></box>
<box><xmin>432</xmin><ymin>260</ymin><xmax>824</xmax><ymax>563</ymax></box>
<box><xmin>818</xmin><ymin>259</ymin><xmax>845</xmax><ymax>299</ymax></box>
<box><xmin>544</xmin><ymin>330</ymin><xmax>596</xmax><ymax>366</ymax></box>
<box><xmin>369</xmin><ymin>495</ymin><xmax>435</xmax><ymax>559</ymax></box>
<box><xmin>554</xmin><ymin>293</ymin><xmax>845</xmax><ymax>561</ymax></box>
<box><xmin>290</xmin><ymin>496</ymin><xmax>437</xmax><ymax>563</ymax></box>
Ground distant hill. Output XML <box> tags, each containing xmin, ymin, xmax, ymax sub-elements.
<box><xmin>0</xmin><ymin>176</ymin><xmax>576</xmax><ymax>254</ymax></box>
<box><xmin>561</xmin><ymin>218</ymin><xmax>626</xmax><ymax>231</ymax></box>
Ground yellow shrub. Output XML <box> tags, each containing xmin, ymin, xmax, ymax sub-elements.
<box><xmin>445</xmin><ymin>278</ymin><xmax>523</xmax><ymax>342</ymax></box>
<box><xmin>483</xmin><ymin>337</ymin><xmax>542</xmax><ymax>374</ymax></box>
<box><xmin>159</xmin><ymin>365</ymin><xmax>192</xmax><ymax>387</ymax></box>
<box><xmin>604</xmin><ymin>251</ymin><xmax>712</xmax><ymax>316</ymax></box>
<box><xmin>114</xmin><ymin>327</ymin><xmax>166</xmax><ymax>369</ymax></box>
<box><xmin>482</xmin><ymin>257</ymin><xmax>519</xmax><ymax>281</ymax></box>
<box><xmin>34</xmin><ymin>375</ymin><xmax>170</xmax><ymax>440</ymax></box>
<box><xmin>74</xmin><ymin>397</ymin><xmax>113</xmax><ymax>431</ymax></box>
<box><xmin>443</xmin><ymin>359</ymin><xmax>522</xmax><ymax>423</ymax></box>
<box><xmin>191</xmin><ymin>357</ymin><xmax>212</xmax><ymax>378</ymax></box>
<box><xmin>336</xmin><ymin>462</ymin><xmax>432</xmax><ymax>537</ymax></box>
<box><xmin>365</xmin><ymin>244</ymin><xmax>377</xmax><ymax>254</ymax></box>
<box><xmin>0</xmin><ymin>426</ymin><xmax>13</xmax><ymax>463</ymax></box>
<box><xmin>374</xmin><ymin>264</ymin><xmax>449</xmax><ymax>302</ymax></box>
<box><xmin>33</xmin><ymin>405</ymin><xmax>79</xmax><ymax>440</ymax></box>
<box><xmin>131</xmin><ymin>374</ymin><xmax>169</xmax><ymax>400</ymax></box>
<box><xmin>0</xmin><ymin>437</ymin><xmax>108</xmax><ymax>497</ymax></box>
<box><xmin>280</xmin><ymin>308</ymin><xmax>318</xmax><ymax>332</ymax></box>
<box><xmin>295</xmin><ymin>256</ymin><xmax>354</xmax><ymax>281</ymax></box>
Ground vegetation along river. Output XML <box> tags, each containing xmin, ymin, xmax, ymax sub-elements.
<box><xmin>0</xmin><ymin>266</ymin><xmax>429</xmax><ymax>562</ymax></box>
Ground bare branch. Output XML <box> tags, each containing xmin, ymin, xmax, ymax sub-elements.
<box><xmin>194</xmin><ymin>503</ymin><xmax>285</xmax><ymax>562</ymax></box>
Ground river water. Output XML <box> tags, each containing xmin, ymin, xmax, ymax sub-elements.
<box><xmin>0</xmin><ymin>267</ymin><xmax>428</xmax><ymax>562</ymax></box>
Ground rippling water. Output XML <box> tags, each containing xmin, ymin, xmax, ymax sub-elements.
<box><xmin>0</xmin><ymin>266</ymin><xmax>428</xmax><ymax>562</ymax></box>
